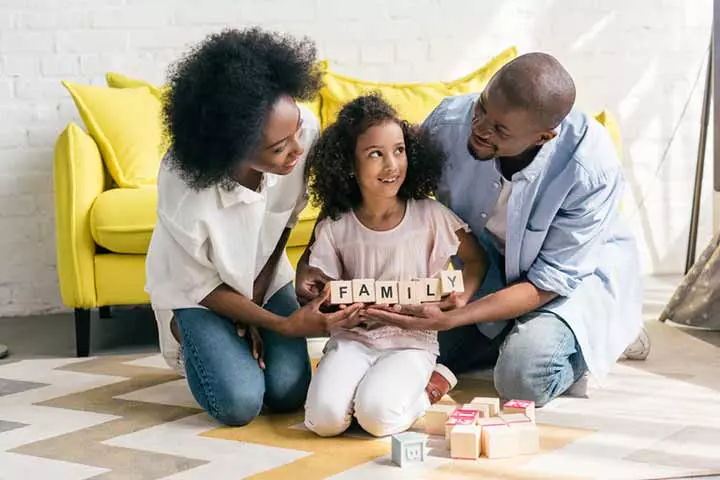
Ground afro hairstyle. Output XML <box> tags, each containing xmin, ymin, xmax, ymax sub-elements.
<box><xmin>163</xmin><ymin>27</ymin><xmax>322</xmax><ymax>190</ymax></box>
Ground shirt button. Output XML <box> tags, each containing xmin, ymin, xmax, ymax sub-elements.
<box><xmin>493</xmin><ymin>182</ymin><xmax>500</xmax><ymax>189</ymax></box>
<box><xmin>481</xmin><ymin>212</ymin><xmax>488</xmax><ymax>219</ymax></box>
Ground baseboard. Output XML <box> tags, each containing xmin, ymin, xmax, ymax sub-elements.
<box><xmin>714</xmin><ymin>191</ymin><xmax>720</xmax><ymax>234</ymax></box>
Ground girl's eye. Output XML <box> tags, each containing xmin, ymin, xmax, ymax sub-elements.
<box><xmin>273</xmin><ymin>143</ymin><xmax>287</xmax><ymax>154</ymax></box>
<box><xmin>369</xmin><ymin>150</ymin><xmax>382</xmax><ymax>158</ymax></box>
<box><xmin>395</xmin><ymin>146</ymin><xmax>406</xmax><ymax>155</ymax></box>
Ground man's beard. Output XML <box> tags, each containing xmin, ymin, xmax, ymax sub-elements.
<box><xmin>467</xmin><ymin>141</ymin><xmax>495</xmax><ymax>161</ymax></box>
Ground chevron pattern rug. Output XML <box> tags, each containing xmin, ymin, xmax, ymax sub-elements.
<box><xmin>1</xmin><ymin>320</ymin><xmax>718</xmax><ymax>480</ymax></box>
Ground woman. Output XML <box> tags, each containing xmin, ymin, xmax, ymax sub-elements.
<box><xmin>146</xmin><ymin>28</ymin><xmax>360</xmax><ymax>427</ymax></box>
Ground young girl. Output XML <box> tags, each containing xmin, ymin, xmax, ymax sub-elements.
<box><xmin>303</xmin><ymin>94</ymin><xmax>487</xmax><ymax>437</ymax></box>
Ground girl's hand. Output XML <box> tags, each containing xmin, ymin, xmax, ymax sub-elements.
<box><xmin>360</xmin><ymin>303</ymin><xmax>453</xmax><ymax>331</ymax></box>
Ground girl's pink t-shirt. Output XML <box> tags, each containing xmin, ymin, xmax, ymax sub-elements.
<box><xmin>309</xmin><ymin>198</ymin><xmax>469</xmax><ymax>355</ymax></box>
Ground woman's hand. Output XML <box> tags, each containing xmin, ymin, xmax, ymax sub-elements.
<box><xmin>281</xmin><ymin>288</ymin><xmax>363</xmax><ymax>337</ymax></box>
<box><xmin>295</xmin><ymin>263</ymin><xmax>334</xmax><ymax>305</ymax></box>
<box><xmin>359</xmin><ymin>302</ymin><xmax>454</xmax><ymax>331</ymax></box>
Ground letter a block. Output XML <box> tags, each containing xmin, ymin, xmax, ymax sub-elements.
<box><xmin>329</xmin><ymin>280</ymin><xmax>353</xmax><ymax>304</ymax></box>
<box><xmin>375</xmin><ymin>281</ymin><xmax>399</xmax><ymax>304</ymax></box>
<box><xmin>352</xmin><ymin>279</ymin><xmax>376</xmax><ymax>303</ymax></box>
<box><xmin>439</xmin><ymin>270</ymin><xmax>464</xmax><ymax>296</ymax></box>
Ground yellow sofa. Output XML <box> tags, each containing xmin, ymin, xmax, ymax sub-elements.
<box><xmin>53</xmin><ymin>47</ymin><xmax>621</xmax><ymax>357</ymax></box>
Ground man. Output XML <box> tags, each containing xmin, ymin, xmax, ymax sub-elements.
<box><xmin>297</xmin><ymin>53</ymin><xmax>646</xmax><ymax>406</ymax></box>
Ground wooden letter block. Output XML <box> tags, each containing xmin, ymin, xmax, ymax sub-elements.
<box><xmin>398</xmin><ymin>281</ymin><xmax>420</xmax><ymax>305</ymax></box>
<box><xmin>329</xmin><ymin>280</ymin><xmax>353</xmax><ymax>304</ymax></box>
<box><xmin>462</xmin><ymin>403</ymin><xmax>490</xmax><ymax>419</ymax></box>
<box><xmin>423</xmin><ymin>404</ymin><xmax>457</xmax><ymax>436</ymax></box>
<box><xmin>445</xmin><ymin>409</ymin><xmax>480</xmax><ymax>442</ymax></box>
<box><xmin>507</xmin><ymin>421</ymin><xmax>540</xmax><ymax>455</ymax></box>
<box><xmin>450</xmin><ymin>424</ymin><xmax>481</xmax><ymax>459</ymax></box>
<box><xmin>417</xmin><ymin>278</ymin><xmax>441</xmax><ymax>302</ymax></box>
<box><xmin>352</xmin><ymin>279</ymin><xmax>376</xmax><ymax>303</ymax></box>
<box><xmin>391</xmin><ymin>432</ymin><xmax>426</xmax><ymax>467</ymax></box>
<box><xmin>375</xmin><ymin>281</ymin><xmax>399</xmax><ymax>304</ymax></box>
<box><xmin>470</xmin><ymin>397</ymin><xmax>500</xmax><ymax>417</ymax></box>
<box><xmin>499</xmin><ymin>413</ymin><xmax>532</xmax><ymax>425</ymax></box>
<box><xmin>439</xmin><ymin>270</ymin><xmax>465</xmax><ymax>296</ymax></box>
<box><xmin>481</xmin><ymin>422</ymin><xmax>519</xmax><ymax>459</ymax></box>
<box><xmin>503</xmin><ymin>399</ymin><xmax>536</xmax><ymax>422</ymax></box>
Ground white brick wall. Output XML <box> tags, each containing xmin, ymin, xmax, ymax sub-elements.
<box><xmin>0</xmin><ymin>0</ymin><xmax>713</xmax><ymax>316</ymax></box>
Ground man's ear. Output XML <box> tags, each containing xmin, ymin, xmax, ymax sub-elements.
<box><xmin>535</xmin><ymin>129</ymin><xmax>557</xmax><ymax>146</ymax></box>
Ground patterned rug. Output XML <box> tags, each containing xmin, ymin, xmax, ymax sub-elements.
<box><xmin>1</xmin><ymin>320</ymin><xmax>719</xmax><ymax>480</ymax></box>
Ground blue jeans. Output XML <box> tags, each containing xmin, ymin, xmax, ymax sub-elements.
<box><xmin>440</xmin><ymin>233</ymin><xmax>587</xmax><ymax>407</ymax></box>
<box><xmin>174</xmin><ymin>283</ymin><xmax>311</xmax><ymax>426</ymax></box>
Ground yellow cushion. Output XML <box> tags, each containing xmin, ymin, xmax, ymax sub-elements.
<box><xmin>62</xmin><ymin>81</ymin><xmax>166</xmax><ymax>188</ymax></box>
<box><xmin>90</xmin><ymin>188</ymin><xmax>157</xmax><ymax>254</ymax></box>
<box><xmin>106</xmin><ymin>71</ymin><xmax>323</xmax><ymax>127</ymax></box>
<box><xmin>318</xmin><ymin>47</ymin><xmax>517</xmax><ymax>128</ymax></box>
<box><xmin>594</xmin><ymin>110</ymin><xmax>622</xmax><ymax>158</ymax></box>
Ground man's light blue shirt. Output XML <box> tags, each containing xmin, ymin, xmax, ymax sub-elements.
<box><xmin>423</xmin><ymin>94</ymin><xmax>643</xmax><ymax>379</ymax></box>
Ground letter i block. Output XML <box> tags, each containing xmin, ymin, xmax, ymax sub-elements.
<box><xmin>375</xmin><ymin>281</ymin><xmax>399</xmax><ymax>304</ymax></box>
<box><xmin>352</xmin><ymin>279</ymin><xmax>376</xmax><ymax>303</ymax></box>
<box><xmin>391</xmin><ymin>432</ymin><xmax>426</xmax><ymax>467</ymax></box>
<box><xmin>398</xmin><ymin>281</ymin><xmax>420</xmax><ymax>304</ymax></box>
<box><xmin>439</xmin><ymin>270</ymin><xmax>465</xmax><ymax>296</ymax></box>
<box><xmin>417</xmin><ymin>278</ymin><xmax>441</xmax><ymax>302</ymax></box>
<box><xmin>329</xmin><ymin>280</ymin><xmax>353</xmax><ymax>305</ymax></box>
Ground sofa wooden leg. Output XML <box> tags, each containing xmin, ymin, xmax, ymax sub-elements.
<box><xmin>74</xmin><ymin>308</ymin><xmax>91</xmax><ymax>357</ymax></box>
<box><xmin>99</xmin><ymin>306</ymin><xmax>111</xmax><ymax>319</ymax></box>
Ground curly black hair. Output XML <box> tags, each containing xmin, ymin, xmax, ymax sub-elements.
<box><xmin>163</xmin><ymin>27</ymin><xmax>322</xmax><ymax>190</ymax></box>
<box><xmin>307</xmin><ymin>93</ymin><xmax>446</xmax><ymax>220</ymax></box>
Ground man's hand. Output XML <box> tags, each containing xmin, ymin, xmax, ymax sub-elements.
<box><xmin>360</xmin><ymin>302</ymin><xmax>453</xmax><ymax>331</ymax></box>
<box><xmin>247</xmin><ymin>326</ymin><xmax>265</xmax><ymax>369</ymax></box>
<box><xmin>295</xmin><ymin>264</ymin><xmax>334</xmax><ymax>305</ymax></box>
<box><xmin>282</xmin><ymin>288</ymin><xmax>363</xmax><ymax>337</ymax></box>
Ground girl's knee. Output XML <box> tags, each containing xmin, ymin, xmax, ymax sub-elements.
<box><xmin>354</xmin><ymin>397</ymin><xmax>406</xmax><ymax>437</ymax></box>
<box><xmin>304</xmin><ymin>398</ymin><xmax>352</xmax><ymax>437</ymax></box>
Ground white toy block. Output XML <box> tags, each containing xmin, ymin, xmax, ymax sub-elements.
<box><xmin>499</xmin><ymin>413</ymin><xmax>532</xmax><ymax>424</ymax></box>
<box><xmin>391</xmin><ymin>432</ymin><xmax>426</xmax><ymax>467</ymax></box>
<box><xmin>398</xmin><ymin>281</ymin><xmax>419</xmax><ymax>304</ymax></box>
<box><xmin>352</xmin><ymin>279</ymin><xmax>376</xmax><ymax>303</ymax></box>
<box><xmin>450</xmin><ymin>424</ymin><xmax>481</xmax><ymax>459</ymax></box>
<box><xmin>417</xmin><ymin>278</ymin><xmax>441</xmax><ymax>302</ymax></box>
<box><xmin>445</xmin><ymin>409</ymin><xmax>480</xmax><ymax>442</ymax></box>
<box><xmin>507</xmin><ymin>421</ymin><xmax>540</xmax><ymax>455</ymax></box>
<box><xmin>439</xmin><ymin>270</ymin><xmax>465</xmax><ymax>296</ymax></box>
<box><xmin>470</xmin><ymin>397</ymin><xmax>500</xmax><ymax>417</ymax></box>
<box><xmin>503</xmin><ymin>399</ymin><xmax>536</xmax><ymax>422</ymax></box>
<box><xmin>480</xmin><ymin>420</ymin><xmax>519</xmax><ymax>459</ymax></box>
<box><xmin>330</xmin><ymin>280</ymin><xmax>353</xmax><ymax>304</ymax></box>
<box><xmin>462</xmin><ymin>403</ymin><xmax>490</xmax><ymax>419</ymax></box>
<box><xmin>423</xmin><ymin>404</ymin><xmax>457</xmax><ymax>436</ymax></box>
<box><xmin>375</xmin><ymin>281</ymin><xmax>399</xmax><ymax>304</ymax></box>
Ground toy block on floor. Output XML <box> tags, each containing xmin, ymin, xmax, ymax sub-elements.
<box><xmin>470</xmin><ymin>397</ymin><xmax>500</xmax><ymax>417</ymax></box>
<box><xmin>480</xmin><ymin>419</ymin><xmax>519</xmax><ymax>459</ymax></box>
<box><xmin>391</xmin><ymin>432</ymin><xmax>426</xmax><ymax>467</ymax></box>
<box><xmin>439</xmin><ymin>270</ymin><xmax>465</xmax><ymax>296</ymax></box>
<box><xmin>462</xmin><ymin>403</ymin><xmax>490</xmax><ymax>418</ymax></box>
<box><xmin>445</xmin><ymin>409</ymin><xmax>480</xmax><ymax>443</ymax></box>
<box><xmin>507</xmin><ymin>420</ymin><xmax>540</xmax><ymax>455</ymax></box>
<box><xmin>423</xmin><ymin>404</ymin><xmax>457</xmax><ymax>436</ymax></box>
<box><xmin>398</xmin><ymin>281</ymin><xmax>420</xmax><ymax>304</ymax></box>
<box><xmin>450</xmin><ymin>424</ymin><xmax>481</xmax><ymax>459</ymax></box>
<box><xmin>375</xmin><ymin>281</ymin><xmax>399</xmax><ymax>304</ymax></box>
<box><xmin>417</xmin><ymin>278</ymin><xmax>441</xmax><ymax>302</ymax></box>
<box><xmin>352</xmin><ymin>279</ymin><xmax>375</xmax><ymax>303</ymax></box>
<box><xmin>330</xmin><ymin>280</ymin><xmax>353</xmax><ymax>304</ymax></box>
<box><xmin>503</xmin><ymin>399</ymin><xmax>536</xmax><ymax>421</ymax></box>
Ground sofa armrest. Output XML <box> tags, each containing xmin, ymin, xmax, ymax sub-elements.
<box><xmin>53</xmin><ymin>122</ymin><xmax>106</xmax><ymax>308</ymax></box>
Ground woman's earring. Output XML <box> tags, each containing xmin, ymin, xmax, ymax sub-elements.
<box><xmin>349</xmin><ymin>171</ymin><xmax>355</xmax><ymax>177</ymax></box>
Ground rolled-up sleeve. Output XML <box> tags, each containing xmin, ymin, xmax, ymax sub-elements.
<box><xmin>527</xmin><ymin>165</ymin><xmax>623</xmax><ymax>297</ymax></box>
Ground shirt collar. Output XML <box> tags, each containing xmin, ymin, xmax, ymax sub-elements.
<box><xmin>217</xmin><ymin>173</ymin><xmax>279</xmax><ymax>208</ymax></box>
